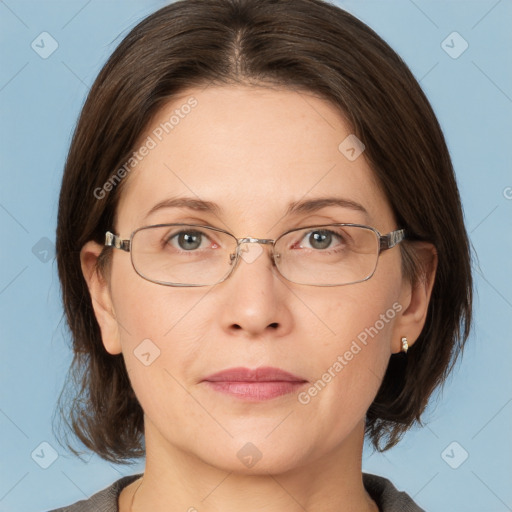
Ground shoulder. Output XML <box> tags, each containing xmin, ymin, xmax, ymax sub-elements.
<box><xmin>363</xmin><ymin>472</ymin><xmax>426</xmax><ymax>512</ymax></box>
<box><xmin>46</xmin><ymin>473</ymin><xmax>143</xmax><ymax>512</ymax></box>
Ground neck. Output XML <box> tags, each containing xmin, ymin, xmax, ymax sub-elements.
<box><xmin>123</xmin><ymin>417</ymin><xmax>377</xmax><ymax>512</ymax></box>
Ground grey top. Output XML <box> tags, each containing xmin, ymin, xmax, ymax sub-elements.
<box><xmin>47</xmin><ymin>472</ymin><xmax>425</xmax><ymax>511</ymax></box>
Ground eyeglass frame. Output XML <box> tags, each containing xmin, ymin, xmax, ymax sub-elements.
<box><xmin>104</xmin><ymin>223</ymin><xmax>406</xmax><ymax>287</ymax></box>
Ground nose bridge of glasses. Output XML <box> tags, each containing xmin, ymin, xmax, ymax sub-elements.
<box><xmin>229</xmin><ymin>237</ymin><xmax>278</xmax><ymax>265</ymax></box>
<box><xmin>237</xmin><ymin>237</ymin><xmax>274</xmax><ymax>245</ymax></box>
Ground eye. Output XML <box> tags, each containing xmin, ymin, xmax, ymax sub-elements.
<box><xmin>299</xmin><ymin>229</ymin><xmax>344</xmax><ymax>250</ymax></box>
<box><xmin>165</xmin><ymin>229</ymin><xmax>215</xmax><ymax>251</ymax></box>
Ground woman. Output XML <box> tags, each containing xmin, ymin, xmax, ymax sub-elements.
<box><xmin>51</xmin><ymin>0</ymin><xmax>472</xmax><ymax>510</ymax></box>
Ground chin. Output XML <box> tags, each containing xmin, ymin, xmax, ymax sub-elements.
<box><xmin>192</xmin><ymin>436</ymin><xmax>310</xmax><ymax>476</ymax></box>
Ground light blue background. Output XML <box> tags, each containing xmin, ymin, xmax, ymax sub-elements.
<box><xmin>0</xmin><ymin>1</ymin><xmax>511</xmax><ymax>511</ymax></box>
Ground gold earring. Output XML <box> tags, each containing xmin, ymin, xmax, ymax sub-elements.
<box><xmin>401</xmin><ymin>337</ymin><xmax>408</xmax><ymax>353</ymax></box>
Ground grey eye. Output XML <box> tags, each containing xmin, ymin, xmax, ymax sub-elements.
<box><xmin>307</xmin><ymin>230</ymin><xmax>333</xmax><ymax>250</ymax></box>
<box><xmin>167</xmin><ymin>230</ymin><xmax>205</xmax><ymax>251</ymax></box>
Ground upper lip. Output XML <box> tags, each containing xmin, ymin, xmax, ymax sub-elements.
<box><xmin>202</xmin><ymin>366</ymin><xmax>307</xmax><ymax>383</ymax></box>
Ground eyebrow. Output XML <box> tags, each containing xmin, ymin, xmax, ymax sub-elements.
<box><xmin>285</xmin><ymin>197</ymin><xmax>368</xmax><ymax>217</ymax></box>
<box><xmin>144</xmin><ymin>196</ymin><xmax>369</xmax><ymax>220</ymax></box>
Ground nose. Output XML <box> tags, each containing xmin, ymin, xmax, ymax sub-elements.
<box><xmin>217</xmin><ymin>241</ymin><xmax>293</xmax><ymax>337</ymax></box>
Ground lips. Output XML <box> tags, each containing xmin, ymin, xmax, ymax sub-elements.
<box><xmin>202</xmin><ymin>366</ymin><xmax>307</xmax><ymax>383</ymax></box>
<box><xmin>201</xmin><ymin>367</ymin><xmax>308</xmax><ymax>401</ymax></box>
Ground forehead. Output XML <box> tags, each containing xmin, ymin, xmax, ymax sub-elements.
<box><xmin>115</xmin><ymin>85</ymin><xmax>393</xmax><ymax>235</ymax></box>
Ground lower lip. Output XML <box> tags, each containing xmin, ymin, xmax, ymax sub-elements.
<box><xmin>203</xmin><ymin>381</ymin><xmax>307</xmax><ymax>401</ymax></box>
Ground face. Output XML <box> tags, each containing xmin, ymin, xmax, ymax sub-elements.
<box><xmin>85</xmin><ymin>84</ymin><xmax>420</xmax><ymax>474</ymax></box>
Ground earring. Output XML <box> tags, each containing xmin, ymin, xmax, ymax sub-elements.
<box><xmin>401</xmin><ymin>337</ymin><xmax>408</xmax><ymax>354</ymax></box>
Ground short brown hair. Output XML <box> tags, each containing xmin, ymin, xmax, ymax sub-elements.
<box><xmin>54</xmin><ymin>0</ymin><xmax>472</xmax><ymax>463</ymax></box>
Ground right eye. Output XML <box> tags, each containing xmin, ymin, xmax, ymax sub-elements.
<box><xmin>165</xmin><ymin>229</ymin><xmax>215</xmax><ymax>252</ymax></box>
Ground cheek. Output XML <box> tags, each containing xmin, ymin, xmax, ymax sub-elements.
<box><xmin>109</xmin><ymin>257</ymin><xmax>211</xmax><ymax>389</ymax></box>
<box><xmin>293</xmin><ymin>280</ymin><xmax>400</xmax><ymax>411</ymax></box>
<box><xmin>110</xmin><ymin>249</ymin><xmax>209</xmax><ymax>341</ymax></box>
<box><xmin>113</xmin><ymin>285</ymin><xmax>211</xmax><ymax>369</ymax></box>
<box><xmin>297</xmin><ymin>273</ymin><xmax>401</xmax><ymax>349</ymax></box>
<box><xmin>112</xmin><ymin>284</ymin><xmax>213</xmax><ymax>436</ymax></box>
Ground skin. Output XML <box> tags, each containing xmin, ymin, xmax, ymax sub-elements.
<box><xmin>81</xmin><ymin>84</ymin><xmax>436</xmax><ymax>512</ymax></box>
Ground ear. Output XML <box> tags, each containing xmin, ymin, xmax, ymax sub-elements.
<box><xmin>391</xmin><ymin>242</ymin><xmax>438</xmax><ymax>353</ymax></box>
<box><xmin>80</xmin><ymin>241</ymin><xmax>122</xmax><ymax>355</ymax></box>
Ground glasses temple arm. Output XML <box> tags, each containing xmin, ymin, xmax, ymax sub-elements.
<box><xmin>379</xmin><ymin>229</ymin><xmax>406</xmax><ymax>251</ymax></box>
<box><xmin>105</xmin><ymin>231</ymin><xmax>131</xmax><ymax>251</ymax></box>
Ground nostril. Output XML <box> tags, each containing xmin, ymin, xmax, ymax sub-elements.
<box><xmin>269</xmin><ymin>322</ymin><xmax>279</xmax><ymax>329</ymax></box>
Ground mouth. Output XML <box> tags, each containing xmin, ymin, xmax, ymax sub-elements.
<box><xmin>201</xmin><ymin>366</ymin><xmax>308</xmax><ymax>401</ymax></box>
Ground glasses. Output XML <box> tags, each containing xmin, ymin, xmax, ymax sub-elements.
<box><xmin>104</xmin><ymin>223</ymin><xmax>405</xmax><ymax>287</ymax></box>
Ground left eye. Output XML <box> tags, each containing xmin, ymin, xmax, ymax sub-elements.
<box><xmin>299</xmin><ymin>230</ymin><xmax>343</xmax><ymax>250</ymax></box>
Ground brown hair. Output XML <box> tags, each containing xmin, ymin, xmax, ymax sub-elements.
<box><xmin>54</xmin><ymin>0</ymin><xmax>472</xmax><ymax>463</ymax></box>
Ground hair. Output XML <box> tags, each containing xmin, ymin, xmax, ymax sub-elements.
<box><xmin>54</xmin><ymin>0</ymin><xmax>472</xmax><ymax>463</ymax></box>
